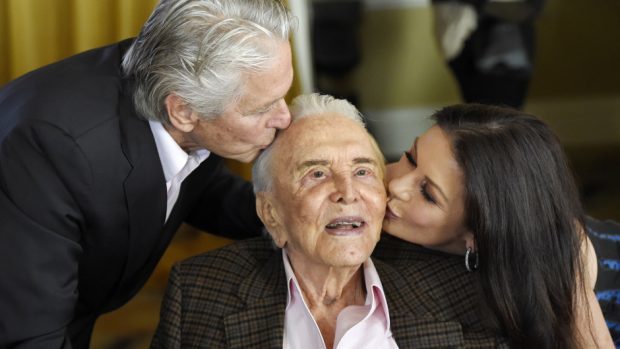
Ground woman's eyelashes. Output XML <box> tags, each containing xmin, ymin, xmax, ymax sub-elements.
<box><xmin>404</xmin><ymin>151</ymin><xmax>417</xmax><ymax>167</ymax></box>
<box><xmin>420</xmin><ymin>181</ymin><xmax>436</xmax><ymax>204</ymax></box>
<box><xmin>403</xmin><ymin>151</ymin><xmax>437</xmax><ymax>205</ymax></box>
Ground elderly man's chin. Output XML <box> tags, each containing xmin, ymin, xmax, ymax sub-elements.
<box><xmin>320</xmin><ymin>232</ymin><xmax>380</xmax><ymax>267</ymax></box>
<box><xmin>326</xmin><ymin>248</ymin><xmax>374</xmax><ymax>268</ymax></box>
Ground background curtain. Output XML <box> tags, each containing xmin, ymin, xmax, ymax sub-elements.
<box><xmin>0</xmin><ymin>0</ymin><xmax>159</xmax><ymax>84</ymax></box>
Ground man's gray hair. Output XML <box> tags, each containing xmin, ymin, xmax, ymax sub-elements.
<box><xmin>252</xmin><ymin>93</ymin><xmax>366</xmax><ymax>194</ymax></box>
<box><xmin>122</xmin><ymin>0</ymin><xmax>294</xmax><ymax>123</ymax></box>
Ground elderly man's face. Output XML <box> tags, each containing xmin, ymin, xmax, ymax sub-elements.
<box><xmin>261</xmin><ymin>115</ymin><xmax>386</xmax><ymax>268</ymax></box>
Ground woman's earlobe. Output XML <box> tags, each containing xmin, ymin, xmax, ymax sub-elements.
<box><xmin>464</xmin><ymin>231</ymin><xmax>476</xmax><ymax>251</ymax></box>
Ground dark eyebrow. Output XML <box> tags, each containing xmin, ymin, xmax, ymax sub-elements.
<box><xmin>414</xmin><ymin>137</ymin><xmax>449</xmax><ymax>203</ymax></box>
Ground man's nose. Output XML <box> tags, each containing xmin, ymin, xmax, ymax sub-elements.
<box><xmin>266</xmin><ymin>100</ymin><xmax>291</xmax><ymax>129</ymax></box>
<box><xmin>330</xmin><ymin>175</ymin><xmax>357</xmax><ymax>204</ymax></box>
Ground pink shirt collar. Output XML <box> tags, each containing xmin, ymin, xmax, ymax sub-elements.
<box><xmin>282</xmin><ymin>249</ymin><xmax>398</xmax><ymax>349</ymax></box>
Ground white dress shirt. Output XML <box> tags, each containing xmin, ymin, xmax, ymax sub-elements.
<box><xmin>282</xmin><ymin>249</ymin><xmax>399</xmax><ymax>349</ymax></box>
<box><xmin>148</xmin><ymin>121</ymin><xmax>210</xmax><ymax>221</ymax></box>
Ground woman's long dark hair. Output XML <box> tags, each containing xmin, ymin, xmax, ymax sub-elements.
<box><xmin>433</xmin><ymin>104</ymin><xmax>586</xmax><ymax>348</ymax></box>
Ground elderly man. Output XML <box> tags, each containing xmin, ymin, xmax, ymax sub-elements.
<box><xmin>152</xmin><ymin>94</ymin><xmax>505</xmax><ymax>348</ymax></box>
<box><xmin>0</xmin><ymin>0</ymin><xmax>293</xmax><ymax>347</ymax></box>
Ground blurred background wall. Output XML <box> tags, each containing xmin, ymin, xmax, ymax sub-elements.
<box><xmin>352</xmin><ymin>0</ymin><xmax>620</xmax><ymax>148</ymax></box>
<box><xmin>305</xmin><ymin>0</ymin><xmax>620</xmax><ymax>221</ymax></box>
<box><xmin>1</xmin><ymin>0</ymin><xmax>619</xmax><ymax>347</ymax></box>
<box><xmin>346</xmin><ymin>0</ymin><xmax>620</xmax><ymax>221</ymax></box>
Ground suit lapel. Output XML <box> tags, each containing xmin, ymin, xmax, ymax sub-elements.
<box><xmin>375</xmin><ymin>259</ymin><xmax>466</xmax><ymax>348</ymax></box>
<box><xmin>117</xmin><ymin>86</ymin><xmax>166</xmax><ymax>284</ymax></box>
<box><xmin>224</xmin><ymin>252</ymin><xmax>287</xmax><ymax>349</ymax></box>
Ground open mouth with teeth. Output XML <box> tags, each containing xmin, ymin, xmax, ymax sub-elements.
<box><xmin>325</xmin><ymin>217</ymin><xmax>365</xmax><ymax>236</ymax></box>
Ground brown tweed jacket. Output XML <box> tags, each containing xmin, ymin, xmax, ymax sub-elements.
<box><xmin>151</xmin><ymin>235</ymin><xmax>507</xmax><ymax>348</ymax></box>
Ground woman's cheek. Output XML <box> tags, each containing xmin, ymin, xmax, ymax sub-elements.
<box><xmin>405</xmin><ymin>204</ymin><xmax>434</xmax><ymax>229</ymax></box>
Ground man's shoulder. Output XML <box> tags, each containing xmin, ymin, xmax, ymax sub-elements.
<box><xmin>373</xmin><ymin>235</ymin><xmax>507</xmax><ymax>346</ymax></box>
<box><xmin>373</xmin><ymin>234</ymin><xmax>462</xmax><ymax>270</ymax></box>
<box><xmin>175</xmin><ymin>236</ymin><xmax>276</xmax><ymax>279</ymax></box>
<box><xmin>0</xmin><ymin>40</ymin><xmax>134</xmax><ymax>140</ymax></box>
<box><xmin>167</xmin><ymin>236</ymin><xmax>281</xmax><ymax>309</ymax></box>
<box><xmin>4</xmin><ymin>40</ymin><xmax>131</xmax><ymax>86</ymax></box>
<box><xmin>374</xmin><ymin>234</ymin><xmax>475</xmax><ymax>306</ymax></box>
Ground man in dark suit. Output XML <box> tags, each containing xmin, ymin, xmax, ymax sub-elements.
<box><xmin>151</xmin><ymin>94</ymin><xmax>506</xmax><ymax>348</ymax></box>
<box><xmin>0</xmin><ymin>1</ymin><xmax>294</xmax><ymax>347</ymax></box>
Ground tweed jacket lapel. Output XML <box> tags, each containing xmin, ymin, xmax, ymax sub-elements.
<box><xmin>224</xmin><ymin>251</ymin><xmax>287</xmax><ymax>349</ymax></box>
<box><xmin>375</xmin><ymin>259</ymin><xmax>466</xmax><ymax>348</ymax></box>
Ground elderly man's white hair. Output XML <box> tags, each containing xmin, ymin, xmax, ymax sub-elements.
<box><xmin>252</xmin><ymin>93</ymin><xmax>365</xmax><ymax>194</ymax></box>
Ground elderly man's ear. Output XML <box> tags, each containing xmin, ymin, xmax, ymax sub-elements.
<box><xmin>165</xmin><ymin>94</ymin><xmax>199</xmax><ymax>132</ymax></box>
<box><xmin>256</xmin><ymin>193</ymin><xmax>287</xmax><ymax>248</ymax></box>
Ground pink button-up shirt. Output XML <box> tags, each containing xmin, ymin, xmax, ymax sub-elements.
<box><xmin>282</xmin><ymin>250</ymin><xmax>399</xmax><ymax>349</ymax></box>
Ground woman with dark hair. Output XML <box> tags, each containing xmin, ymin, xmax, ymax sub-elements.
<box><xmin>383</xmin><ymin>104</ymin><xmax>613</xmax><ymax>348</ymax></box>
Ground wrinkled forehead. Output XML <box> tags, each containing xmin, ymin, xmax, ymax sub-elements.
<box><xmin>274</xmin><ymin>114</ymin><xmax>382</xmax><ymax>169</ymax></box>
<box><xmin>286</xmin><ymin>114</ymin><xmax>364</xmax><ymax>145</ymax></box>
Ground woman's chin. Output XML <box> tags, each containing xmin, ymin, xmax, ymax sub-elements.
<box><xmin>381</xmin><ymin>223</ymin><xmax>418</xmax><ymax>245</ymax></box>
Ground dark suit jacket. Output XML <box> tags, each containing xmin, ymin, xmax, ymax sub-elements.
<box><xmin>0</xmin><ymin>40</ymin><xmax>262</xmax><ymax>348</ymax></box>
<box><xmin>151</xmin><ymin>236</ymin><xmax>507</xmax><ymax>348</ymax></box>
